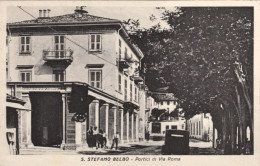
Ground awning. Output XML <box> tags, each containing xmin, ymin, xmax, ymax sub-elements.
<box><xmin>6</xmin><ymin>102</ymin><xmax>30</xmax><ymax>111</ymax></box>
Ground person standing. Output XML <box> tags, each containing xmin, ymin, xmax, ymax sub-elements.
<box><xmin>111</xmin><ymin>132</ymin><xmax>120</xmax><ymax>150</ymax></box>
<box><xmin>87</xmin><ymin>126</ymin><xmax>94</xmax><ymax>148</ymax></box>
<box><xmin>98</xmin><ymin>129</ymin><xmax>104</xmax><ymax>148</ymax></box>
<box><xmin>93</xmin><ymin>126</ymin><xmax>99</xmax><ymax>149</ymax></box>
<box><xmin>102</xmin><ymin>132</ymin><xmax>107</xmax><ymax>149</ymax></box>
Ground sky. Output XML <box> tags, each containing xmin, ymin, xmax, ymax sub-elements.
<box><xmin>7</xmin><ymin>6</ymin><xmax>176</xmax><ymax>29</ymax></box>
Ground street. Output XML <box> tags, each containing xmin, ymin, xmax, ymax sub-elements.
<box><xmin>20</xmin><ymin>139</ymin><xmax>222</xmax><ymax>155</ymax></box>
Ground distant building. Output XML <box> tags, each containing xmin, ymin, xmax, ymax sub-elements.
<box><xmin>6</xmin><ymin>7</ymin><xmax>147</xmax><ymax>150</ymax></box>
<box><xmin>187</xmin><ymin>113</ymin><xmax>213</xmax><ymax>142</ymax></box>
<box><xmin>145</xmin><ymin>93</ymin><xmax>186</xmax><ymax>139</ymax></box>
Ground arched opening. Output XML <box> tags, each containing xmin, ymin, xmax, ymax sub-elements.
<box><xmin>246</xmin><ymin>126</ymin><xmax>250</xmax><ymax>141</ymax></box>
<box><xmin>214</xmin><ymin>128</ymin><xmax>218</xmax><ymax>148</ymax></box>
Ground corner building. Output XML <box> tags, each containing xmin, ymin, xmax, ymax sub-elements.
<box><xmin>6</xmin><ymin>7</ymin><xmax>146</xmax><ymax>149</ymax></box>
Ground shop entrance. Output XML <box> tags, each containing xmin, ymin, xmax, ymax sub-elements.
<box><xmin>30</xmin><ymin>92</ymin><xmax>63</xmax><ymax>147</ymax></box>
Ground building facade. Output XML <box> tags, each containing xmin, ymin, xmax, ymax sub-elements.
<box><xmin>145</xmin><ymin>93</ymin><xmax>186</xmax><ymax>138</ymax></box>
<box><xmin>187</xmin><ymin>113</ymin><xmax>213</xmax><ymax>142</ymax></box>
<box><xmin>6</xmin><ymin>7</ymin><xmax>146</xmax><ymax>150</ymax></box>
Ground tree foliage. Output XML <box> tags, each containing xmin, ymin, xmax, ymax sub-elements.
<box><xmin>127</xmin><ymin>7</ymin><xmax>253</xmax><ymax>120</ymax></box>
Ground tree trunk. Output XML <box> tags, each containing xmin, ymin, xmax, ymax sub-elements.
<box><xmin>234</xmin><ymin>66</ymin><xmax>253</xmax><ymax>154</ymax></box>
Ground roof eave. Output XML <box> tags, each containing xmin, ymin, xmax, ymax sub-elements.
<box><xmin>7</xmin><ymin>20</ymin><xmax>122</xmax><ymax>28</ymax></box>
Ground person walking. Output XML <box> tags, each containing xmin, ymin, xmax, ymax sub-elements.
<box><xmin>111</xmin><ymin>132</ymin><xmax>120</xmax><ymax>150</ymax></box>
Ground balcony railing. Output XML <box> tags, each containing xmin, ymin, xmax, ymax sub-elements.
<box><xmin>43</xmin><ymin>49</ymin><xmax>73</xmax><ymax>67</ymax></box>
<box><xmin>43</xmin><ymin>49</ymin><xmax>73</xmax><ymax>61</ymax></box>
<box><xmin>117</xmin><ymin>58</ymin><xmax>131</xmax><ymax>71</ymax></box>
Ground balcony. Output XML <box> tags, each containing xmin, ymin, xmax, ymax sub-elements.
<box><xmin>123</xmin><ymin>101</ymin><xmax>139</xmax><ymax>110</ymax></box>
<box><xmin>118</xmin><ymin>59</ymin><xmax>131</xmax><ymax>71</ymax></box>
<box><xmin>131</xmin><ymin>69</ymin><xmax>145</xmax><ymax>84</ymax></box>
<box><xmin>131</xmin><ymin>74</ymin><xmax>144</xmax><ymax>84</ymax></box>
<box><xmin>43</xmin><ymin>49</ymin><xmax>73</xmax><ymax>67</ymax></box>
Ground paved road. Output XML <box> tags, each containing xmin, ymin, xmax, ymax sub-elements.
<box><xmin>20</xmin><ymin>139</ymin><xmax>221</xmax><ymax>155</ymax></box>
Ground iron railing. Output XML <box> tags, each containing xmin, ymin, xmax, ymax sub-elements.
<box><xmin>43</xmin><ymin>49</ymin><xmax>73</xmax><ymax>60</ymax></box>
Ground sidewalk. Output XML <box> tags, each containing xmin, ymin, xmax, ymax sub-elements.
<box><xmin>20</xmin><ymin>140</ymin><xmax>152</xmax><ymax>155</ymax></box>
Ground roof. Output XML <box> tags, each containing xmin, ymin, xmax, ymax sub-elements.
<box><xmin>6</xmin><ymin>94</ymin><xmax>25</xmax><ymax>104</ymax></box>
<box><xmin>7</xmin><ymin>10</ymin><xmax>144</xmax><ymax>59</ymax></box>
<box><xmin>8</xmin><ymin>13</ymin><xmax>121</xmax><ymax>26</ymax></box>
<box><xmin>151</xmin><ymin>93</ymin><xmax>176</xmax><ymax>102</ymax></box>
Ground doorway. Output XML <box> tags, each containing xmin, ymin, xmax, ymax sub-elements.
<box><xmin>30</xmin><ymin>92</ymin><xmax>63</xmax><ymax>147</ymax></box>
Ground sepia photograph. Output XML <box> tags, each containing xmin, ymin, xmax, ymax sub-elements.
<box><xmin>0</xmin><ymin>1</ymin><xmax>259</xmax><ymax>165</ymax></box>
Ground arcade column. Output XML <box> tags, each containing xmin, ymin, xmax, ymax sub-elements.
<box><xmin>108</xmin><ymin>106</ymin><xmax>116</xmax><ymax>142</ymax></box>
<box><xmin>126</xmin><ymin>110</ymin><xmax>129</xmax><ymax>142</ymax></box>
<box><xmin>131</xmin><ymin>113</ymin><xmax>134</xmax><ymax>141</ymax></box>
<box><xmin>120</xmin><ymin>108</ymin><xmax>124</xmax><ymax>143</ymax></box>
<box><xmin>89</xmin><ymin>99</ymin><xmax>99</xmax><ymax>130</ymax></box>
<box><xmin>22</xmin><ymin>94</ymin><xmax>33</xmax><ymax>147</ymax></box>
<box><xmin>62</xmin><ymin>94</ymin><xmax>66</xmax><ymax>145</ymax></box>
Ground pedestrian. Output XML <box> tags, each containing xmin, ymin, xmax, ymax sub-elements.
<box><xmin>98</xmin><ymin>129</ymin><xmax>104</xmax><ymax>148</ymax></box>
<box><xmin>102</xmin><ymin>132</ymin><xmax>107</xmax><ymax>149</ymax></box>
<box><xmin>87</xmin><ymin>126</ymin><xmax>94</xmax><ymax>148</ymax></box>
<box><xmin>111</xmin><ymin>132</ymin><xmax>120</xmax><ymax>150</ymax></box>
<box><xmin>93</xmin><ymin>126</ymin><xmax>99</xmax><ymax>149</ymax></box>
<box><xmin>145</xmin><ymin>131</ymin><xmax>150</xmax><ymax>142</ymax></box>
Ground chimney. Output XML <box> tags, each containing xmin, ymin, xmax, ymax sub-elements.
<box><xmin>43</xmin><ymin>9</ymin><xmax>46</xmax><ymax>17</ymax></box>
<box><xmin>47</xmin><ymin>9</ymin><xmax>51</xmax><ymax>17</ymax></box>
<box><xmin>39</xmin><ymin>10</ymin><xmax>42</xmax><ymax>17</ymax></box>
<box><xmin>74</xmin><ymin>6</ymin><xmax>88</xmax><ymax>14</ymax></box>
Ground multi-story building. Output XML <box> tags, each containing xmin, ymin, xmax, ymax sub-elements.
<box><xmin>6</xmin><ymin>7</ymin><xmax>146</xmax><ymax>150</ymax></box>
<box><xmin>187</xmin><ymin>113</ymin><xmax>213</xmax><ymax>142</ymax></box>
<box><xmin>145</xmin><ymin>93</ymin><xmax>186</xmax><ymax>139</ymax></box>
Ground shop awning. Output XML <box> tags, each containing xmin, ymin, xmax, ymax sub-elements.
<box><xmin>6</xmin><ymin>102</ymin><xmax>30</xmax><ymax>111</ymax></box>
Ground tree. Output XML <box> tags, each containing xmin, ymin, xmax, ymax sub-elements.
<box><xmin>128</xmin><ymin>7</ymin><xmax>253</xmax><ymax>154</ymax></box>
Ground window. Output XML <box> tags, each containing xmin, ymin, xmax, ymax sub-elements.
<box><xmin>166</xmin><ymin>125</ymin><xmax>169</xmax><ymax>130</ymax></box>
<box><xmin>20</xmin><ymin>36</ymin><xmax>31</xmax><ymax>53</ymax></box>
<box><xmin>167</xmin><ymin>101</ymin><xmax>170</xmax><ymax>105</ymax></box>
<box><xmin>20</xmin><ymin>71</ymin><xmax>31</xmax><ymax>82</ymax></box>
<box><xmin>54</xmin><ymin>35</ymin><xmax>65</xmax><ymax>58</ymax></box>
<box><xmin>90</xmin><ymin>34</ymin><xmax>102</xmax><ymax>51</ymax></box>
<box><xmin>152</xmin><ymin>123</ymin><xmax>161</xmax><ymax>133</ymax></box>
<box><xmin>161</xmin><ymin>101</ymin><xmax>163</xmax><ymax>105</ymax></box>
<box><xmin>124</xmin><ymin>79</ymin><xmax>127</xmax><ymax>101</ymax></box>
<box><xmin>171</xmin><ymin>125</ymin><xmax>177</xmax><ymax>129</ymax></box>
<box><xmin>118</xmin><ymin>74</ymin><xmax>122</xmax><ymax>92</ymax></box>
<box><xmin>53</xmin><ymin>70</ymin><xmax>65</xmax><ymax>82</ymax></box>
<box><xmin>130</xmin><ymin>83</ymin><xmax>133</xmax><ymax>101</ymax></box>
<box><xmin>135</xmin><ymin>86</ymin><xmax>137</xmax><ymax>101</ymax></box>
<box><xmin>119</xmin><ymin>39</ymin><xmax>122</xmax><ymax>59</ymax></box>
<box><xmin>89</xmin><ymin>70</ymin><xmax>102</xmax><ymax>88</ymax></box>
